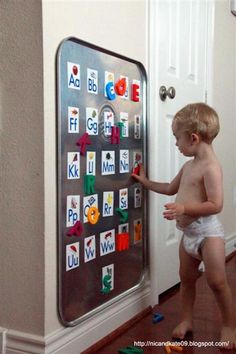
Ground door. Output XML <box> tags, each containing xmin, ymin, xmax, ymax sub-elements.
<box><xmin>149</xmin><ymin>0</ymin><xmax>209</xmax><ymax>296</ymax></box>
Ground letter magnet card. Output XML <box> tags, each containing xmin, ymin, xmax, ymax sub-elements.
<box><xmin>67</xmin><ymin>152</ymin><xmax>80</xmax><ymax>179</ymax></box>
<box><xmin>103</xmin><ymin>191</ymin><xmax>114</xmax><ymax>217</ymax></box>
<box><xmin>87</xmin><ymin>68</ymin><xmax>98</xmax><ymax>94</ymax></box>
<box><xmin>84</xmin><ymin>235</ymin><xmax>96</xmax><ymax>263</ymax></box>
<box><xmin>120</xmin><ymin>112</ymin><xmax>129</xmax><ymax>137</ymax></box>
<box><xmin>66</xmin><ymin>242</ymin><xmax>80</xmax><ymax>271</ymax></box>
<box><xmin>100</xmin><ymin>229</ymin><xmax>115</xmax><ymax>256</ymax></box>
<box><xmin>104</xmin><ymin>71</ymin><xmax>115</xmax><ymax>97</ymax></box>
<box><xmin>83</xmin><ymin>194</ymin><xmax>98</xmax><ymax>223</ymax></box>
<box><xmin>66</xmin><ymin>195</ymin><xmax>80</xmax><ymax>227</ymax></box>
<box><xmin>101</xmin><ymin>151</ymin><xmax>115</xmax><ymax>175</ymax></box>
<box><xmin>86</xmin><ymin>108</ymin><xmax>98</xmax><ymax>135</ymax></box>
<box><xmin>101</xmin><ymin>264</ymin><xmax>114</xmax><ymax>294</ymax></box>
<box><xmin>68</xmin><ymin>106</ymin><xmax>79</xmax><ymax>133</ymax></box>
<box><xmin>67</xmin><ymin>62</ymin><xmax>81</xmax><ymax>90</ymax></box>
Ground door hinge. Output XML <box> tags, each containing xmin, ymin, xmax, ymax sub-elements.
<box><xmin>205</xmin><ymin>90</ymin><xmax>208</xmax><ymax>103</ymax></box>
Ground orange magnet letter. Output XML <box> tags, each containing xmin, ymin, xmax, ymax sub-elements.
<box><xmin>87</xmin><ymin>206</ymin><xmax>100</xmax><ymax>224</ymax></box>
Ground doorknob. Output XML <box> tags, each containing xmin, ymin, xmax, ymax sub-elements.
<box><xmin>159</xmin><ymin>86</ymin><xmax>176</xmax><ymax>101</ymax></box>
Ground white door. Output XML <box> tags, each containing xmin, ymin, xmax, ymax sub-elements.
<box><xmin>149</xmin><ymin>0</ymin><xmax>210</xmax><ymax>297</ymax></box>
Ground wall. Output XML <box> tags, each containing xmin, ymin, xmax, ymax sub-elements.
<box><xmin>0</xmin><ymin>0</ymin><xmax>44</xmax><ymax>336</ymax></box>
<box><xmin>211</xmin><ymin>0</ymin><xmax>236</xmax><ymax>250</ymax></box>
<box><xmin>42</xmin><ymin>0</ymin><xmax>149</xmax><ymax>352</ymax></box>
<box><xmin>0</xmin><ymin>0</ymin><xmax>148</xmax><ymax>353</ymax></box>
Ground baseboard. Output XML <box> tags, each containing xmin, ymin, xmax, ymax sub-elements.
<box><xmin>81</xmin><ymin>306</ymin><xmax>152</xmax><ymax>354</ymax></box>
<box><xmin>0</xmin><ymin>328</ymin><xmax>7</xmax><ymax>354</ymax></box>
<box><xmin>5</xmin><ymin>284</ymin><xmax>151</xmax><ymax>354</ymax></box>
<box><xmin>46</xmin><ymin>284</ymin><xmax>150</xmax><ymax>354</ymax></box>
<box><xmin>6</xmin><ymin>331</ymin><xmax>45</xmax><ymax>354</ymax></box>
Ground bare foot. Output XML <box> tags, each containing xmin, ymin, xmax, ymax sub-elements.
<box><xmin>172</xmin><ymin>320</ymin><xmax>193</xmax><ymax>339</ymax></box>
<box><xmin>219</xmin><ymin>327</ymin><xmax>236</xmax><ymax>349</ymax></box>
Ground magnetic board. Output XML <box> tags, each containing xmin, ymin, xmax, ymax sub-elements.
<box><xmin>57</xmin><ymin>37</ymin><xmax>148</xmax><ymax>326</ymax></box>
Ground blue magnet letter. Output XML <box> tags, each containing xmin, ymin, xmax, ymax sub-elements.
<box><xmin>106</xmin><ymin>82</ymin><xmax>116</xmax><ymax>100</ymax></box>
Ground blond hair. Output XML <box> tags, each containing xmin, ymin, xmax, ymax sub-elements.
<box><xmin>173</xmin><ymin>103</ymin><xmax>220</xmax><ymax>143</ymax></box>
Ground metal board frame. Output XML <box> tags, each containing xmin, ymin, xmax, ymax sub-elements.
<box><xmin>56</xmin><ymin>37</ymin><xmax>148</xmax><ymax>326</ymax></box>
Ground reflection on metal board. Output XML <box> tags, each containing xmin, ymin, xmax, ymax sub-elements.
<box><xmin>57</xmin><ymin>37</ymin><xmax>148</xmax><ymax>326</ymax></box>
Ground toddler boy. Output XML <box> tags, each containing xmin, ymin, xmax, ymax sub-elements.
<box><xmin>132</xmin><ymin>103</ymin><xmax>236</xmax><ymax>348</ymax></box>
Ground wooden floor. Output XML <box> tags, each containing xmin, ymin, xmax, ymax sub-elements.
<box><xmin>86</xmin><ymin>255</ymin><xmax>236</xmax><ymax>353</ymax></box>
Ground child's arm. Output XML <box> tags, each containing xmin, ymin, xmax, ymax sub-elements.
<box><xmin>163</xmin><ymin>164</ymin><xmax>223</xmax><ymax>219</ymax></box>
<box><xmin>132</xmin><ymin>164</ymin><xmax>183</xmax><ymax>196</ymax></box>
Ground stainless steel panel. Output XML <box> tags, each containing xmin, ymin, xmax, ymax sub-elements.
<box><xmin>57</xmin><ymin>37</ymin><xmax>148</xmax><ymax>326</ymax></box>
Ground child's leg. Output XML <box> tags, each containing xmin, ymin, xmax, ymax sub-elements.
<box><xmin>201</xmin><ymin>237</ymin><xmax>236</xmax><ymax>348</ymax></box>
<box><xmin>172</xmin><ymin>237</ymin><xmax>201</xmax><ymax>339</ymax></box>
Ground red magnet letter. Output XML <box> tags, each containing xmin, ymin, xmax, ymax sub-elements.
<box><xmin>111</xmin><ymin>126</ymin><xmax>120</xmax><ymax>144</ymax></box>
<box><xmin>115</xmin><ymin>78</ymin><xmax>127</xmax><ymax>96</ymax></box>
<box><xmin>116</xmin><ymin>233</ymin><xmax>130</xmax><ymax>251</ymax></box>
<box><xmin>131</xmin><ymin>83</ymin><xmax>140</xmax><ymax>102</ymax></box>
<box><xmin>76</xmin><ymin>132</ymin><xmax>92</xmax><ymax>155</ymax></box>
<box><xmin>133</xmin><ymin>162</ymin><xmax>140</xmax><ymax>175</ymax></box>
<box><xmin>67</xmin><ymin>220</ymin><xmax>83</xmax><ymax>237</ymax></box>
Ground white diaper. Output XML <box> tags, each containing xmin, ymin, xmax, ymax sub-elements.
<box><xmin>177</xmin><ymin>215</ymin><xmax>224</xmax><ymax>260</ymax></box>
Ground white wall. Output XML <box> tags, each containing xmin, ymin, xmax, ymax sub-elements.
<box><xmin>0</xmin><ymin>0</ymin><xmax>149</xmax><ymax>353</ymax></box>
<box><xmin>42</xmin><ymin>0</ymin><xmax>149</xmax><ymax>349</ymax></box>
<box><xmin>211</xmin><ymin>0</ymin><xmax>236</xmax><ymax>250</ymax></box>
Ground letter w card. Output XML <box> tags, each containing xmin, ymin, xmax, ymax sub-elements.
<box><xmin>100</xmin><ymin>229</ymin><xmax>115</xmax><ymax>256</ymax></box>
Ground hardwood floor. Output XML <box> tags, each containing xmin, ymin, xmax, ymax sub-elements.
<box><xmin>84</xmin><ymin>255</ymin><xmax>236</xmax><ymax>353</ymax></box>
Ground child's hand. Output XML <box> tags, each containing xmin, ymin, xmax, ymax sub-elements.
<box><xmin>131</xmin><ymin>164</ymin><xmax>147</xmax><ymax>184</ymax></box>
<box><xmin>163</xmin><ymin>203</ymin><xmax>185</xmax><ymax>220</ymax></box>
